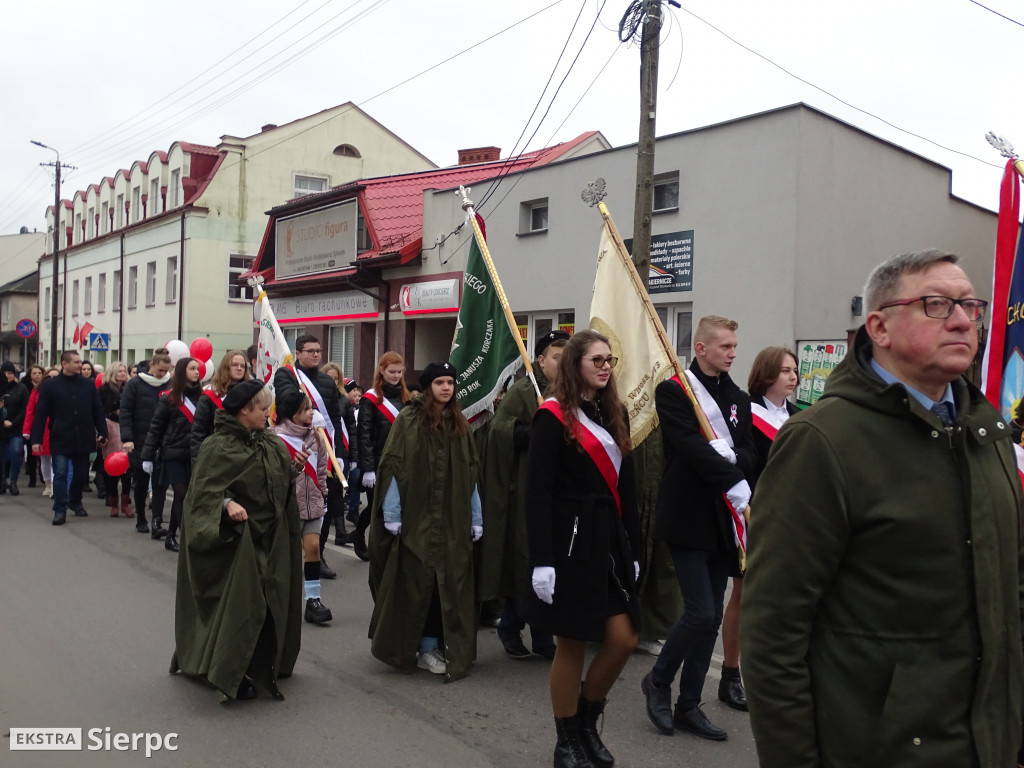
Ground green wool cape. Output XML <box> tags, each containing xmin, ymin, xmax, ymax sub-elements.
<box><xmin>477</xmin><ymin>371</ymin><xmax>545</xmax><ymax>605</ymax></box>
<box><xmin>367</xmin><ymin>397</ymin><xmax>480</xmax><ymax>681</ymax></box>
<box><xmin>171</xmin><ymin>410</ymin><xmax>303</xmax><ymax>699</ymax></box>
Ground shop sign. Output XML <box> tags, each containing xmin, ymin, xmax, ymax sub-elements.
<box><xmin>275</xmin><ymin>200</ymin><xmax>358</xmax><ymax>279</ymax></box>
<box><xmin>399</xmin><ymin>279</ymin><xmax>459</xmax><ymax>315</ymax></box>
<box><xmin>269</xmin><ymin>290</ymin><xmax>378</xmax><ymax>324</ymax></box>
<box><xmin>624</xmin><ymin>230</ymin><xmax>694</xmax><ymax>294</ymax></box>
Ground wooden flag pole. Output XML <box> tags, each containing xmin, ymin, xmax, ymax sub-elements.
<box><xmin>457</xmin><ymin>186</ymin><xmax>543</xmax><ymax>406</ymax></box>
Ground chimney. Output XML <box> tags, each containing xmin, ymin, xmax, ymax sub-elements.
<box><xmin>261</xmin><ymin>124</ymin><xmax>278</xmax><ymax>133</ymax></box>
<box><xmin>458</xmin><ymin>146</ymin><xmax>501</xmax><ymax>165</ymax></box>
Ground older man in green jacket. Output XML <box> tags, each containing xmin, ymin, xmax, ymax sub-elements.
<box><xmin>743</xmin><ymin>249</ymin><xmax>1024</xmax><ymax>767</ymax></box>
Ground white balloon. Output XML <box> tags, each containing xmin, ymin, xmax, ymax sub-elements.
<box><xmin>202</xmin><ymin>357</ymin><xmax>214</xmax><ymax>381</ymax></box>
<box><xmin>165</xmin><ymin>339</ymin><xmax>189</xmax><ymax>364</ymax></box>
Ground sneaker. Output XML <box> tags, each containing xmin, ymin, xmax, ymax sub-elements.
<box><xmin>42</xmin><ymin>484</ymin><xmax>52</xmax><ymax>497</ymax></box>
<box><xmin>304</xmin><ymin>597</ymin><xmax>333</xmax><ymax>625</ymax></box>
<box><xmin>417</xmin><ymin>648</ymin><xmax>447</xmax><ymax>675</ymax></box>
<box><xmin>636</xmin><ymin>639</ymin><xmax>665</xmax><ymax>656</ymax></box>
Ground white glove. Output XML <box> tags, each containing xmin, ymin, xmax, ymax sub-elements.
<box><xmin>311</xmin><ymin>410</ymin><xmax>326</xmax><ymax>430</ymax></box>
<box><xmin>362</xmin><ymin>471</ymin><xmax>376</xmax><ymax>489</ymax></box>
<box><xmin>726</xmin><ymin>479</ymin><xmax>752</xmax><ymax>513</ymax></box>
<box><xmin>142</xmin><ymin>461</ymin><xmax>154</xmax><ymax>475</ymax></box>
<box><xmin>634</xmin><ymin>561</ymin><xmax>640</xmax><ymax>581</ymax></box>
<box><xmin>384</xmin><ymin>520</ymin><xmax>401</xmax><ymax>536</ymax></box>
<box><xmin>709</xmin><ymin>438</ymin><xmax>737</xmax><ymax>465</ymax></box>
<box><xmin>532</xmin><ymin>566</ymin><xmax>556</xmax><ymax>604</ymax></box>
<box><xmin>349</xmin><ymin>461</ymin><xmax>358</xmax><ymax>472</ymax></box>
<box><xmin>471</xmin><ymin>525</ymin><xmax>483</xmax><ymax>541</ymax></box>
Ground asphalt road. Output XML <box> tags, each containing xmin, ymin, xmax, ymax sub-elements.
<box><xmin>0</xmin><ymin>486</ymin><xmax>759</xmax><ymax>768</ymax></box>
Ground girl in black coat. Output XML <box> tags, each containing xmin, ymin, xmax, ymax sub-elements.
<box><xmin>525</xmin><ymin>330</ymin><xmax>641</xmax><ymax>768</ymax></box>
<box><xmin>142</xmin><ymin>357</ymin><xmax>202</xmax><ymax>552</ymax></box>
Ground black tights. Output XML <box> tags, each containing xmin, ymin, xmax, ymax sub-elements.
<box><xmin>168</xmin><ymin>481</ymin><xmax>187</xmax><ymax>536</ymax></box>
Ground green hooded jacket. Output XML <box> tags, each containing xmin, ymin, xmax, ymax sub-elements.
<box><xmin>742</xmin><ymin>326</ymin><xmax>1024</xmax><ymax>767</ymax></box>
<box><xmin>367</xmin><ymin>396</ymin><xmax>480</xmax><ymax>681</ymax></box>
<box><xmin>171</xmin><ymin>410</ymin><xmax>303</xmax><ymax>699</ymax></box>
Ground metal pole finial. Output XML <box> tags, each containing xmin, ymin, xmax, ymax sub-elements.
<box><xmin>986</xmin><ymin>132</ymin><xmax>1018</xmax><ymax>160</ymax></box>
<box><xmin>581</xmin><ymin>178</ymin><xmax>607</xmax><ymax>207</ymax></box>
<box><xmin>247</xmin><ymin>274</ymin><xmax>265</xmax><ymax>289</ymax></box>
<box><xmin>457</xmin><ymin>185</ymin><xmax>475</xmax><ymax>211</ymax></box>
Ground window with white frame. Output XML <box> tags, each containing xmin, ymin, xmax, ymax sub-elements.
<box><xmin>293</xmin><ymin>174</ymin><xmax>328</xmax><ymax>199</ymax></box>
<box><xmin>127</xmin><ymin>266</ymin><xmax>137</xmax><ymax>309</ymax></box>
<box><xmin>116</xmin><ymin>194</ymin><xmax>124</xmax><ymax>228</ymax></box>
<box><xmin>75</xmin><ymin>213</ymin><xmax>82</xmax><ymax>243</ymax></box>
<box><xmin>98</xmin><ymin>273</ymin><xmax>106</xmax><ymax>313</ymax></box>
<box><xmin>57</xmin><ymin>284</ymin><xmax>64</xmax><ymax>319</ymax></box>
<box><xmin>655</xmin><ymin>304</ymin><xmax>693</xmax><ymax>366</ymax></box>
<box><xmin>112</xmin><ymin>270</ymin><xmax>121</xmax><ymax>311</ymax></box>
<box><xmin>2</xmin><ymin>301</ymin><xmax>10</xmax><ymax>325</ymax></box>
<box><xmin>653</xmin><ymin>171</ymin><xmax>680</xmax><ymax>212</ymax></box>
<box><xmin>228</xmin><ymin>255</ymin><xmax>255</xmax><ymax>302</ymax></box>
<box><xmin>328</xmin><ymin>324</ymin><xmax>356</xmax><ymax>378</ymax></box>
<box><xmin>72</xmin><ymin>279</ymin><xmax>80</xmax><ymax>316</ymax></box>
<box><xmin>132</xmin><ymin>187</ymin><xmax>141</xmax><ymax>223</ymax></box>
<box><xmin>170</xmin><ymin>169</ymin><xmax>180</xmax><ymax>207</ymax></box>
<box><xmin>44</xmin><ymin>287</ymin><xmax>50</xmax><ymax>323</ymax></box>
<box><xmin>519</xmin><ymin>198</ymin><xmax>549</xmax><ymax>234</ymax></box>
<box><xmin>145</xmin><ymin>261</ymin><xmax>156</xmax><ymax>306</ymax></box>
<box><xmin>84</xmin><ymin>277</ymin><xmax>92</xmax><ymax>315</ymax></box>
<box><xmin>166</xmin><ymin>257</ymin><xmax>178</xmax><ymax>303</ymax></box>
<box><xmin>150</xmin><ymin>179</ymin><xmax>160</xmax><ymax>216</ymax></box>
<box><xmin>101</xmin><ymin>202</ymin><xmax>108</xmax><ymax>234</ymax></box>
<box><xmin>87</xmin><ymin>207</ymin><xmax>94</xmax><ymax>239</ymax></box>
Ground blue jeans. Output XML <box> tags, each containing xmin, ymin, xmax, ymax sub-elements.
<box><xmin>4</xmin><ymin>435</ymin><xmax>24</xmax><ymax>485</ymax></box>
<box><xmin>52</xmin><ymin>454</ymin><xmax>90</xmax><ymax>517</ymax></box>
<box><xmin>652</xmin><ymin>547</ymin><xmax>732</xmax><ymax>711</ymax></box>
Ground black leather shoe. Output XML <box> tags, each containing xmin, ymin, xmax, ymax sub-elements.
<box><xmin>499</xmin><ymin>633</ymin><xmax>532</xmax><ymax>659</ymax></box>
<box><xmin>578</xmin><ymin>695</ymin><xmax>614</xmax><ymax>767</ymax></box>
<box><xmin>136</xmin><ymin>522</ymin><xmax>150</xmax><ymax>534</ymax></box>
<box><xmin>641</xmin><ymin>672</ymin><xmax>674</xmax><ymax>735</ymax></box>
<box><xmin>533</xmin><ymin>644</ymin><xmax>557</xmax><ymax>661</ymax></box>
<box><xmin>235</xmin><ymin>676</ymin><xmax>258</xmax><ymax>701</ymax></box>
<box><xmin>9</xmin><ymin>482</ymin><xmax>19</xmax><ymax>496</ymax></box>
<box><xmin>164</xmin><ymin>533</ymin><xmax>179</xmax><ymax>552</ymax></box>
<box><xmin>304</xmin><ymin>597</ymin><xmax>333</xmax><ymax>624</ymax></box>
<box><xmin>673</xmin><ymin>704</ymin><xmax>727</xmax><ymax>741</ymax></box>
<box><xmin>27</xmin><ymin>477</ymin><xmax>36</xmax><ymax>488</ymax></box>
<box><xmin>52</xmin><ymin>512</ymin><xmax>66</xmax><ymax>526</ymax></box>
<box><xmin>319</xmin><ymin>559</ymin><xmax>337</xmax><ymax>580</ymax></box>
<box><xmin>718</xmin><ymin>675</ymin><xmax>748</xmax><ymax>712</ymax></box>
<box><xmin>352</xmin><ymin>532</ymin><xmax>369</xmax><ymax>562</ymax></box>
<box><xmin>71</xmin><ymin>504</ymin><xmax>88</xmax><ymax>517</ymax></box>
<box><xmin>151</xmin><ymin>524</ymin><xmax>167</xmax><ymax>540</ymax></box>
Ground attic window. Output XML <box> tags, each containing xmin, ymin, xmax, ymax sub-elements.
<box><xmin>333</xmin><ymin>144</ymin><xmax>361</xmax><ymax>158</ymax></box>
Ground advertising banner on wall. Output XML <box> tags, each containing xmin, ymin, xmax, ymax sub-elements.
<box><xmin>275</xmin><ymin>200</ymin><xmax>358</xmax><ymax>279</ymax></box>
<box><xmin>623</xmin><ymin>230</ymin><xmax>694</xmax><ymax>293</ymax></box>
<box><xmin>796</xmin><ymin>340</ymin><xmax>848</xmax><ymax>406</ymax></box>
<box><xmin>399</xmin><ymin>279</ymin><xmax>460</xmax><ymax>315</ymax></box>
<box><xmin>268</xmin><ymin>290</ymin><xmax>378</xmax><ymax>324</ymax></box>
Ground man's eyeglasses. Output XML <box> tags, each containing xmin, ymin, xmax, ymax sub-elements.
<box><xmin>299</xmin><ymin>348</ymin><xmax>322</xmax><ymax>355</ymax></box>
<box><xmin>587</xmin><ymin>355</ymin><xmax>618</xmax><ymax>369</ymax></box>
<box><xmin>877</xmin><ymin>296</ymin><xmax>988</xmax><ymax>322</ymax></box>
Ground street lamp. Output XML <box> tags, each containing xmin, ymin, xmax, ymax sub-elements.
<box><xmin>31</xmin><ymin>140</ymin><xmax>61</xmax><ymax>366</ymax></box>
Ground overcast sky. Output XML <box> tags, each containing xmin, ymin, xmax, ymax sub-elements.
<box><xmin>1</xmin><ymin>0</ymin><xmax>1020</xmax><ymax>237</ymax></box>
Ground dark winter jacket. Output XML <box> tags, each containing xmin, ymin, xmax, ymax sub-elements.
<box><xmin>748</xmin><ymin>394</ymin><xmax>800</xmax><ymax>491</ymax></box>
<box><xmin>357</xmin><ymin>382</ymin><xmax>406</xmax><ymax>473</ymax></box>
<box><xmin>30</xmin><ymin>372</ymin><xmax>107</xmax><ymax>455</ymax></box>
<box><xmin>141</xmin><ymin>385</ymin><xmax>201</xmax><ymax>464</ymax></box>
<box><xmin>273</xmin><ymin>364</ymin><xmax>350</xmax><ymax>462</ymax></box>
<box><xmin>98</xmin><ymin>384</ymin><xmax>123</xmax><ymax>422</ymax></box>
<box><xmin>653</xmin><ymin>362</ymin><xmax>756</xmax><ymax>551</ymax></box>
<box><xmin>742</xmin><ymin>326</ymin><xmax>1024</xmax><ymax>768</ymax></box>
<box><xmin>119</xmin><ymin>371</ymin><xmax>170</xmax><ymax>466</ymax></box>
<box><xmin>0</xmin><ymin>378</ymin><xmax>28</xmax><ymax>442</ymax></box>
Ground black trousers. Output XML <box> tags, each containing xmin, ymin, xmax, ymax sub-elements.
<box><xmin>130</xmin><ymin>465</ymin><xmax>168</xmax><ymax>526</ymax></box>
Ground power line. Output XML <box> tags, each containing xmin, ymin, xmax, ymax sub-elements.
<box><xmin>676</xmin><ymin>3</ymin><xmax>1002</xmax><ymax>169</ymax></box>
<box><xmin>968</xmin><ymin>0</ymin><xmax>1024</xmax><ymax>28</ymax></box>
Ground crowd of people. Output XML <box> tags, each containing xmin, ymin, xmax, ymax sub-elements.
<box><xmin>7</xmin><ymin>249</ymin><xmax>1024</xmax><ymax>767</ymax></box>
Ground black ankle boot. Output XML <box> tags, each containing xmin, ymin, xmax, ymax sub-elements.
<box><xmin>554</xmin><ymin>715</ymin><xmax>593</xmax><ymax>768</ymax></box>
<box><xmin>577</xmin><ymin>696</ymin><xmax>614</xmax><ymax>767</ymax></box>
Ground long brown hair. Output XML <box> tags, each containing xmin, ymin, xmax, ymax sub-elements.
<box><xmin>550</xmin><ymin>330</ymin><xmax>631</xmax><ymax>455</ymax></box>
<box><xmin>418</xmin><ymin>380</ymin><xmax>468</xmax><ymax>436</ymax></box>
<box><xmin>166</xmin><ymin>357</ymin><xmax>197</xmax><ymax>407</ymax></box>
<box><xmin>321</xmin><ymin>362</ymin><xmax>345</xmax><ymax>395</ymax></box>
<box><xmin>210</xmin><ymin>350</ymin><xmax>246</xmax><ymax>395</ymax></box>
<box><xmin>371</xmin><ymin>351</ymin><xmax>411</xmax><ymax>403</ymax></box>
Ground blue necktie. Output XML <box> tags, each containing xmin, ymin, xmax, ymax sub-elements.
<box><xmin>930</xmin><ymin>401</ymin><xmax>954</xmax><ymax>426</ymax></box>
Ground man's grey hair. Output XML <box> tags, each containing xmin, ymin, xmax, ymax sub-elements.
<box><xmin>863</xmin><ymin>249</ymin><xmax>960</xmax><ymax>312</ymax></box>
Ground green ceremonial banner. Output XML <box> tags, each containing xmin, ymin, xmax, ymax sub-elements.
<box><xmin>450</xmin><ymin>230</ymin><xmax>522</xmax><ymax>427</ymax></box>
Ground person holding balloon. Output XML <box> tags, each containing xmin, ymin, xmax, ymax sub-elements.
<box><xmin>99</xmin><ymin>361</ymin><xmax>133</xmax><ymax>517</ymax></box>
<box><xmin>120</xmin><ymin>348</ymin><xmax>171</xmax><ymax>537</ymax></box>
<box><xmin>141</xmin><ymin>357</ymin><xmax>202</xmax><ymax>553</ymax></box>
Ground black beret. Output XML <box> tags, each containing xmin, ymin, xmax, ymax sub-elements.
<box><xmin>275</xmin><ymin>388</ymin><xmax>306</xmax><ymax>421</ymax></box>
<box><xmin>222</xmin><ymin>379</ymin><xmax>266</xmax><ymax>415</ymax></box>
<box><xmin>419</xmin><ymin>361</ymin><xmax>456</xmax><ymax>391</ymax></box>
<box><xmin>0</xmin><ymin>360</ymin><xmax>16</xmax><ymax>374</ymax></box>
<box><xmin>535</xmin><ymin>330</ymin><xmax>570</xmax><ymax>358</ymax></box>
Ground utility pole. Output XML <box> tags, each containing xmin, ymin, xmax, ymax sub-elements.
<box><xmin>31</xmin><ymin>141</ymin><xmax>73</xmax><ymax>366</ymax></box>
<box><xmin>630</xmin><ymin>0</ymin><xmax>663</xmax><ymax>289</ymax></box>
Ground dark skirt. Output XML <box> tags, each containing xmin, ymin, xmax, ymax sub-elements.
<box><xmin>157</xmin><ymin>459</ymin><xmax>191</xmax><ymax>487</ymax></box>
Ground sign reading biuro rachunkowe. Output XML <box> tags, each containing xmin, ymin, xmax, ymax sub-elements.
<box><xmin>275</xmin><ymin>200</ymin><xmax>358</xmax><ymax>279</ymax></box>
<box><xmin>623</xmin><ymin>230</ymin><xmax>694</xmax><ymax>293</ymax></box>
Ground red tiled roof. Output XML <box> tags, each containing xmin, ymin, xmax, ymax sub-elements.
<box><xmin>177</xmin><ymin>142</ymin><xmax>221</xmax><ymax>157</ymax></box>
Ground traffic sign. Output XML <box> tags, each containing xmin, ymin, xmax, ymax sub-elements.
<box><xmin>15</xmin><ymin>319</ymin><xmax>36</xmax><ymax>339</ymax></box>
<box><xmin>89</xmin><ymin>332</ymin><xmax>109</xmax><ymax>351</ymax></box>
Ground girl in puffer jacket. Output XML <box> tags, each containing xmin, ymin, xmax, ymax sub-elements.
<box><xmin>272</xmin><ymin>390</ymin><xmax>332</xmax><ymax>626</ymax></box>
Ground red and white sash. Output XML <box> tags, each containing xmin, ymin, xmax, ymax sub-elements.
<box><xmin>750</xmin><ymin>401</ymin><xmax>790</xmax><ymax>441</ymax></box>
<box><xmin>1014</xmin><ymin>443</ymin><xmax>1024</xmax><ymax>488</ymax></box>
<box><xmin>160</xmin><ymin>391</ymin><xmax>196</xmax><ymax>423</ymax></box>
<box><xmin>538</xmin><ymin>398</ymin><xmax>622</xmax><ymax>516</ymax></box>
<box><xmin>286</xmin><ymin>365</ymin><xmax>341</xmax><ymax>451</ymax></box>
<box><xmin>363</xmin><ymin>388</ymin><xmax>400</xmax><ymax>424</ymax></box>
<box><xmin>204</xmin><ymin>387</ymin><xmax>224</xmax><ymax>411</ymax></box>
<box><xmin>277</xmin><ymin>433</ymin><xmax>319</xmax><ymax>484</ymax></box>
<box><xmin>671</xmin><ymin>374</ymin><xmax>747</xmax><ymax>553</ymax></box>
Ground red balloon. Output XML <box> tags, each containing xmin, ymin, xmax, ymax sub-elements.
<box><xmin>104</xmin><ymin>451</ymin><xmax>130</xmax><ymax>477</ymax></box>
<box><xmin>94</xmin><ymin>373</ymin><xmax>103</xmax><ymax>388</ymax></box>
<box><xmin>190</xmin><ymin>337</ymin><xmax>213</xmax><ymax>362</ymax></box>
<box><xmin>195</xmin><ymin>359</ymin><xmax>207</xmax><ymax>380</ymax></box>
